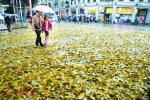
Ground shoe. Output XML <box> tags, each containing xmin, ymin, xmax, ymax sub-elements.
<box><xmin>44</xmin><ymin>41</ymin><xmax>48</xmax><ymax>45</ymax></box>
<box><xmin>44</xmin><ymin>41</ymin><xmax>46</xmax><ymax>45</ymax></box>
<box><xmin>41</xmin><ymin>44</ymin><xmax>45</xmax><ymax>47</ymax></box>
<box><xmin>36</xmin><ymin>43</ymin><xmax>38</xmax><ymax>46</ymax></box>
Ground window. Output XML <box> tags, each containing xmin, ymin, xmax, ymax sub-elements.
<box><xmin>139</xmin><ymin>0</ymin><xmax>143</xmax><ymax>1</ymax></box>
<box><xmin>83</xmin><ymin>0</ymin><xmax>85</xmax><ymax>3</ymax></box>
<box><xmin>71</xmin><ymin>0</ymin><xmax>73</xmax><ymax>5</ymax></box>
<box><xmin>130</xmin><ymin>0</ymin><xmax>134</xmax><ymax>1</ymax></box>
<box><xmin>149</xmin><ymin>0</ymin><xmax>150</xmax><ymax>2</ymax></box>
<box><xmin>93</xmin><ymin>0</ymin><xmax>96</xmax><ymax>2</ymax></box>
<box><xmin>88</xmin><ymin>0</ymin><xmax>90</xmax><ymax>2</ymax></box>
<box><xmin>48</xmin><ymin>3</ymin><xmax>51</xmax><ymax>7</ymax></box>
<box><xmin>101</xmin><ymin>0</ymin><xmax>110</xmax><ymax>1</ymax></box>
<box><xmin>119</xmin><ymin>0</ymin><xmax>123</xmax><ymax>1</ymax></box>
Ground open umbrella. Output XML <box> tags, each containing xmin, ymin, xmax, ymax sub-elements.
<box><xmin>1</xmin><ymin>13</ymin><xmax>10</xmax><ymax>17</ymax></box>
<box><xmin>32</xmin><ymin>5</ymin><xmax>55</xmax><ymax>13</ymax></box>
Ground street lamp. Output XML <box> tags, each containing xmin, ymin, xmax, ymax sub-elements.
<box><xmin>19</xmin><ymin>0</ymin><xmax>24</xmax><ymax>27</ymax></box>
<box><xmin>12</xmin><ymin>0</ymin><xmax>17</xmax><ymax>27</ymax></box>
<box><xmin>112</xmin><ymin>0</ymin><xmax>116</xmax><ymax>24</ymax></box>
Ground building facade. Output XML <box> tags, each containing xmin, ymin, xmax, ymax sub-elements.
<box><xmin>38</xmin><ymin>0</ymin><xmax>150</xmax><ymax>24</ymax></box>
<box><xmin>38</xmin><ymin>0</ymin><xmax>60</xmax><ymax>15</ymax></box>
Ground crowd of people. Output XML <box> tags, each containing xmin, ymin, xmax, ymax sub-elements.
<box><xmin>55</xmin><ymin>15</ymin><xmax>147</xmax><ymax>25</ymax></box>
<box><xmin>62</xmin><ymin>15</ymin><xmax>97</xmax><ymax>24</ymax></box>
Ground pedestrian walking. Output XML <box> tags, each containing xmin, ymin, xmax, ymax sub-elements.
<box><xmin>4</xmin><ymin>16</ymin><xmax>12</xmax><ymax>32</ymax></box>
<box><xmin>93</xmin><ymin>15</ymin><xmax>96</xmax><ymax>22</ymax></box>
<box><xmin>32</xmin><ymin>11</ymin><xmax>45</xmax><ymax>47</ymax></box>
<box><xmin>126</xmin><ymin>19</ymin><xmax>131</xmax><ymax>24</ymax></box>
<box><xmin>139</xmin><ymin>18</ymin><xmax>143</xmax><ymax>25</ymax></box>
<box><xmin>79</xmin><ymin>16</ymin><xmax>82</xmax><ymax>24</ymax></box>
<box><xmin>42</xmin><ymin>15</ymin><xmax>52</xmax><ymax>45</ymax></box>
<box><xmin>77</xmin><ymin>16</ymin><xmax>79</xmax><ymax>24</ymax></box>
<box><xmin>64</xmin><ymin>15</ymin><xmax>67</xmax><ymax>22</ymax></box>
<box><xmin>73</xmin><ymin>16</ymin><xmax>76</xmax><ymax>23</ymax></box>
<box><xmin>29</xmin><ymin>16</ymin><xmax>32</xmax><ymax>24</ymax></box>
<box><xmin>86</xmin><ymin>17</ymin><xmax>90</xmax><ymax>23</ymax></box>
<box><xmin>90</xmin><ymin>16</ymin><xmax>93</xmax><ymax>23</ymax></box>
<box><xmin>57</xmin><ymin>15</ymin><xmax>60</xmax><ymax>23</ymax></box>
<box><xmin>83</xmin><ymin>16</ymin><xmax>86</xmax><ymax>22</ymax></box>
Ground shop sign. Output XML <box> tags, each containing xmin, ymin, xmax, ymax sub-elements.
<box><xmin>106</xmin><ymin>8</ymin><xmax>138</xmax><ymax>14</ymax></box>
<box><xmin>140</xmin><ymin>11</ymin><xmax>146</xmax><ymax>15</ymax></box>
<box><xmin>106</xmin><ymin>8</ymin><xmax>113</xmax><ymax>14</ymax></box>
<box><xmin>88</xmin><ymin>8</ymin><xmax>96</xmax><ymax>14</ymax></box>
<box><xmin>99</xmin><ymin>8</ymin><xmax>102</xmax><ymax>13</ymax></box>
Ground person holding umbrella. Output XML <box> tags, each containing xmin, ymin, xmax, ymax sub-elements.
<box><xmin>32</xmin><ymin>11</ymin><xmax>45</xmax><ymax>47</ymax></box>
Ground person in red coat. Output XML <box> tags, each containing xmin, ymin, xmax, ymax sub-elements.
<box><xmin>42</xmin><ymin>15</ymin><xmax>52</xmax><ymax>45</ymax></box>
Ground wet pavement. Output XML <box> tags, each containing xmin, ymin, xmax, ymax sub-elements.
<box><xmin>0</xmin><ymin>23</ymin><xmax>7</xmax><ymax>30</ymax></box>
<box><xmin>53</xmin><ymin>21</ymin><xmax>150</xmax><ymax>33</ymax></box>
<box><xmin>91</xmin><ymin>23</ymin><xmax>150</xmax><ymax>33</ymax></box>
<box><xmin>1</xmin><ymin>22</ymin><xmax>150</xmax><ymax>33</ymax></box>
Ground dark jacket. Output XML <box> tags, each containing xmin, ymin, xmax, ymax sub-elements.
<box><xmin>79</xmin><ymin>16</ymin><xmax>82</xmax><ymax>21</ymax></box>
<box><xmin>5</xmin><ymin>16</ymin><xmax>12</xmax><ymax>24</ymax></box>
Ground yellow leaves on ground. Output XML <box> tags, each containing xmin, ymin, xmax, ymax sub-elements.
<box><xmin>0</xmin><ymin>22</ymin><xmax>150</xmax><ymax>99</ymax></box>
<box><xmin>78</xmin><ymin>92</ymin><xmax>85</xmax><ymax>99</ymax></box>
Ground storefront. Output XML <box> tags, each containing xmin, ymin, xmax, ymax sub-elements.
<box><xmin>104</xmin><ymin>7</ymin><xmax>112</xmax><ymax>22</ymax></box>
<box><xmin>137</xmin><ymin>9</ymin><xmax>147</xmax><ymax>24</ymax></box>
<box><xmin>105</xmin><ymin>7</ymin><xmax>138</xmax><ymax>23</ymax></box>
<box><xmin>71</xmin><ymin>8</ymin><xmax>76</xmax><ymax>15</ymax></box>
<box><xmin>99</xmin><ymin>7</ymin><xmax>104</xmax><ymax>22</ymax></box>
<box><xmin>80</xmin><ymin>8</ymin><xmax>85</xmax><ymax>14</ymax></box>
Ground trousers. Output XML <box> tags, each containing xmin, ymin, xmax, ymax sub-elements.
<box><xmin>35</xmin><ymin>30</ymin><xmax>43</xmax><ymax>46</ymax></box>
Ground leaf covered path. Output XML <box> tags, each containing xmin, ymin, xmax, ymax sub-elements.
<box><xmin>0</xmin><ymin>23</ymin><xmax>150</xmax><ymax>99</ymax></box>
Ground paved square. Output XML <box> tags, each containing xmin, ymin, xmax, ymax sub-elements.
<box><xmin>0</xmin><ymin>22</ymin><xmax>149</xmax><ymax>99</ymax></box>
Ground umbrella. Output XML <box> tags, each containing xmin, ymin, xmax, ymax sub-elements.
<box><xmin>32</xmin><ymin>5</ymin><xmax>55</xmax><ymax>13</ymax></box>
<box><xmin>1</xmin><ymin>13</ymin><xmax>10</xmax><ymax>17</ymax></box>
<box><xmin>5</xmin><ymin>6</ymin><xmax>14</xmax><ymax>14</ymax></box>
